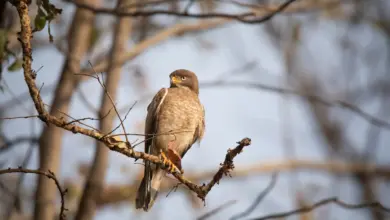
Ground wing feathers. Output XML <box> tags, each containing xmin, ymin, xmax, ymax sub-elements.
<box><xmin>192</xmin><ymin>104</ymin><xmax>205</xmax><ymax>144</ymax></box>
<box><xmin>145</xmin><ymin>88</ymin><xmax>168</xmax><ymax>152</ymax></box>
<box><xmin>139</xmin><ymin>88</ymin><xmax>168</xmax><ymax>211</ymax></box>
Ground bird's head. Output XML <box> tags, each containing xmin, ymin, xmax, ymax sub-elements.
<box><xmin>169</xmin><ymin>69</ymin><xmax>199</xmax><ymax>94</ymax></box>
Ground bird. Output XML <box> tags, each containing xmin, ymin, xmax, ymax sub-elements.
<box><xmin>135</xmin><ymin>69</ymin><xmax>205</xmax><ymax>211</ymax></box>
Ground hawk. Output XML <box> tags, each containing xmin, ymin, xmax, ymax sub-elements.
<box><xmin>135</xmin><ymin>69</ymin><xmax>205</xmax><ymax>211</ymax></box>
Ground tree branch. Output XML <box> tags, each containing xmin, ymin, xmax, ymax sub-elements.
<box><xmin>197</xmin><ymin>200</ymin><xmax>237</xmax><ymax>220</ymax></box>
<box><xmin>78</xmin><ymin>19</ymin><xmax>228</xmax><ymax>77</ymax></box>
<box><xmin>200</xmin><ymin>81</ymin><xmax>390</xmax><ymax>131</ymax></box>
<box><xmin>65</xmin><ymin>0</ymin><xmax>298</xmax><ymax>24</ymax></box>
<box><xmin>250</xmin><ymin>197</ymin><xmax>390</xmax><ymax>220</ymax></box>
<box><xmin>199</xmin><ymin>138</ymin><xmax>252</xmax><ymax>198</ymax></box>
<box><xmin>0</xmin><ymin>168</ymin><xmax>67</xmax><ymax>220</ymax></box>
<box><xmin>0</xmin><ymin>136</ymin><xmax>38</xmax><ymax>153</ymax></box>
<box><xmin>229</xmin><ymin>173</ymin><xmax>278</xmax><ymax>220</ymax></box>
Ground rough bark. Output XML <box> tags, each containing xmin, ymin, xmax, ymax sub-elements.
<box><xmin>74</xmin><ymin>0</ymin><xmax>133</xmax><ymax>219</ymax></box>
<box><xmin>33</xmin><ymin>1</ymin><xmax>99</xmax><ymax>219</ymax></box>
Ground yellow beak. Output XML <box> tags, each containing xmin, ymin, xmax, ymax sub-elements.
<box><xmin>171</xmin><ymin>76</ymin><xmax>181</xmax><ymax>84</ymax></box>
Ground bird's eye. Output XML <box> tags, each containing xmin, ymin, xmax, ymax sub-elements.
<box><xmin>181</xmin><ymin>76</ymin><xmax>187</xmax><ymax>80</ymax></box>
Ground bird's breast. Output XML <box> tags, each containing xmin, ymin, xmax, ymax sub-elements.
<box><xmin>157</xmin><ymin>89</ymin><xmax>203</xmax><ymax>131</ymax></box>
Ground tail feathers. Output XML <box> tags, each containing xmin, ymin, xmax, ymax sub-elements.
<box><xmin>135</xmin><ymin>168</ymin><xmax>164</xmax><ymax>211</ymax></box>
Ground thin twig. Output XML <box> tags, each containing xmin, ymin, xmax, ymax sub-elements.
<box><xmin>0</xmin><ymin>136</ymin><xmax>39</xmax><ymax>153</ymax></box>
<box><xmin>166</xmin><ymin>182</ymin><xmax>181</xmax><ymax>198</ymax></box>
<box><xmin>83</xmin><ymin>63</ymin><xmax>130</xmax><ymax>143</ymax></box>
<box><xmin>184</xmin><ymin>0</ymin><xmax>196</xmax><ymax>14</ymax></box>
<box><xmin>6</xmin><ymin>140</ymin><xmax>36</xmax><ymax>217</ymax></box>
<box><xmin>250</xmin><ymin>197</ymin><xmax>390</xmax><ymax>220</ymax></box>
<box><xmin>104</xmin><ymin>101</ymin><xmax>137</xmax><ymax>138</ymax></box>
<box><xmin>1</xmin><ymin>78</ymin><xmax>32</xmax><ymax>114</ymax></box>
<box><xmin>76</xmin><ymin>86</ymin><xmax>100</xmax><ymax>113</ymax></box>
<box><xmin>5</xmin><ymin>108</ymin><xmax>37</xmax><ymax>218</ymax></box>
<box><xmin>43</xmin><ymin>103</ymin><xmax>100</xmax><ymax>132</ymax></box>
<box><xmin>197</xmin><ymin>200</ymin><xmax>237</xmax><ymax>220</ymax></box>
<box><xmin>0</xmin><ymin>115</ymin><xmax>39</xmax><ymax>120</ymax></box>
<box><xmin>64</xmin><ymin>106</ymin><xmax>114</xmax><ymax>129</ymax></box>
<box><xmin>130</xmin><ymin>129</ymin><xmax>194</xmax><ymax>149</ymax></box>
<box><xmin>229</xmin><ymin>173</ymin><xmax>278</xmax><ymax>220</ymax></box>
<box><xmin>0</xmin><ymin>168</ymin><xmax>67</xmax><ymax>220</ymax></box>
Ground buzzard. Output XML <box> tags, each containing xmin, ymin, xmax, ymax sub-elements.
<box><xmin>135</xmin><ymin>69</ymin><xmax>205</xmax><ymax>211</ymax></box>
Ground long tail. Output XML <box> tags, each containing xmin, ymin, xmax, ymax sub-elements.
<box><xmin>135</xmin><ymin>165</ymin><xmax>165</xmax><ymax>211</ymax></box>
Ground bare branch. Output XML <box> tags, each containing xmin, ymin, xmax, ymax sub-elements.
<box><xmin>64</xmin><ymin>0</ymin><xmax>298</xmax><ymax>24</ymax></box>
<box><xmin>200</xmin><ymin>81</ymin><xmax>390</xmax><ymax>130</ymax></box>
<box><xmin>78</xmin><ymin>19</ymin><xmax>228</xmax><ymax>77</ymax></box>
<box><xmin>44</xmin><ymin>103</ymin><xmax>101</xmax><ymax>132</ymax></box>
<box><xmin>5</xmin><ymin>129</ymin><xmax>35</xmax><ymax>218</ymax></box>
<box><xmin>0</xmin><ymin>118</ymin><xmax>37</xmax><ymax>218</ymax></box>
<box><xmin>85</xmin><ymin>62</ymin><xmax>130</xmax><ymax>143</ymax></box>
<box><xmin>250</xmin><ymin>197</ymin><xmax>390</xmax><ymax>220</ymax></box>
<box><xmin>0</xmin><ymin>168</ymin><xmax>67</xmax><ymax>220</ymax></box>
<box><xmin>0</xmin><ymin>115</ymin><xmax>39</xmax><ymax>120</ymax></box>
<box><xmin>196</xmin><ymin>138</ymin><xmax>252</xmax><ymax>199</ymax></box>
<box><xmin>184</xmin><ymin>0</ymin><xmax>196</xmax><ymax>14</ymax></box>
<box><xmin>197</xmin><ymin>200</ymin><xmax>237</xmax><ymax>220</ymax></box>
<box><xmin>229</xmin><ymin>173</ymin><xmax>278</xmax><ymax>220</ymax></box>
<box><xmin>105</xmin><ymin>101</ymin><xmax>137</xmax><ymax>138</ymax></box>
<box><xmin>75</xmin><ymin>86</ymin><xmax>99</xmax><ymax>113</ymax></box>
<box><xmin>0</xmin><ymin>136</ymin><xmax>38</xmax><ymax>153</ymax></box>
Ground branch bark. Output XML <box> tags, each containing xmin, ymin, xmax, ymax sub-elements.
<box><xmin>75</xmin><ymin>0</ymin><xmax>133</xmax><ymax>219</ymax></box>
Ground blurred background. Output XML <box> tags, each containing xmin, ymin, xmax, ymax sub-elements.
<box><xmin>1</xmin><ymin>0</ymin><xmax>390</xmax><ymax>219</ymax></box>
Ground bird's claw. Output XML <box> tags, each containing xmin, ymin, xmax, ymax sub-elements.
<box><xmin>160</xmin><ymin>151</ymin><xmax>181</xmax><ymax>174</ymax></box>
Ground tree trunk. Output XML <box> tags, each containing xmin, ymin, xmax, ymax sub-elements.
<box><xmin>34</xmin><ymin>1</ymin><xmax>99</xmax><ymax>219</ymax></box>
<box><xmin>75</xmin><ymin>0</ymin><xmax>133</xmax><ymax>219</ymax></box>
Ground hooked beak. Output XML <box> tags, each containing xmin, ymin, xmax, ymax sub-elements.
<box><xmin>170</xmin><ymin>75</ymin><xmax>181</xmax><ymax>85</ymax></box>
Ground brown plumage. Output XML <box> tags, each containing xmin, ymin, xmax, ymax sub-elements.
<box><xmin>135</xmin><ymin>69</ymin><xmax>205</xmax><ymax>211</ymax></box>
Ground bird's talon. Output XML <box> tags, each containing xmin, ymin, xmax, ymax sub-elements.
<box><xmin>160</xmin><ymin>151</ymin><xmax>168</xmax><ymax>164</ymax></box>
<box><xmin>160</xmin><ymin>152</ymin><xmax>181</xmax><ymax>173</ymax></box>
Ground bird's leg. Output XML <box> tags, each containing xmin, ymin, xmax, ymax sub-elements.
<box><xmin>159</xmin><ymin>140</ymin><xmax>183</xmax><ymax>174</ymax></box>
<box><xmin>168</xmin><ymin>152</ymin><xmax>183</xmax><ymax>173</ymax></box>
<box><xmin>160</xmin><ymin>151</ymin><xmax>182</xmax><ymax>174</ymax></box>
